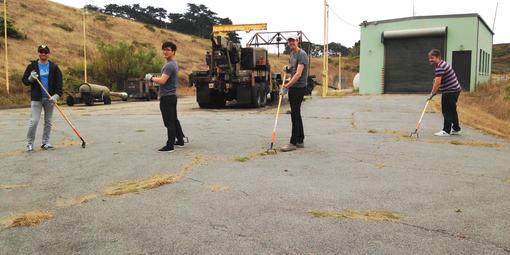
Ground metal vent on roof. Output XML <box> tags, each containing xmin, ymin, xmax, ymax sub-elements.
<box><xmin>381</xmin><ymin>27</ymin><xmax>447</xmax><ymax>42</ymax></box>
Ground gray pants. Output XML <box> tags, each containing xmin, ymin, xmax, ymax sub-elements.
<box><xmin>27</xmin><ymin>98</ymin><xmax>54</xmax><ymax>145</ymax></box>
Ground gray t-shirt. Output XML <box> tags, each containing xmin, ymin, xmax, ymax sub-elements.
<box><xmin>159</xmin><ymin>60</ymin><xmax>179</xmax><ymax>97</ymax></box>
<box><xmin>289</xmin><ymin>49</ymin><xmax>309</xmax><ymax>88</ymax></box>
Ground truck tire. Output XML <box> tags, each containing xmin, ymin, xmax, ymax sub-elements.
<box><xmin>66</xmin><ymin>96</ymin><xmax>75</xmax><ymax>106</ymax></box>
<box><xmin>103</xmin><ymin>95</ymin><xmax>112</xmax><ymax>105</ymax></box>
<box><xmin>212</xmin><ymin>92</ymin><xmax>227</xmax><ymax>108</ymax></box>
<box><xmin>260</xmin><ymin>88</ymin><xmax>268</xmax><ymax>107</ymax></box>
<box><xmin>252</xmin><ymin>88</ymin><xmax>262</xmax><ymax>108</ymax></box>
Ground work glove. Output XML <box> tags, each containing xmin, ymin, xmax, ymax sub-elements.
<box><xmin>28</xmin><ymin>71</ymin><xmax>38</xmax><ymax>82</ymax></box>
<box><xmin>280</xmin><ymin>87</ymin><xmax>288</xmax><ymax>95</ymax></box>
<box><xmin>49</xmin><ymin>94</ymin><xmax>60</xmax><ymax>103</ymax></box>
<box><xmin>283</xmin><ymin>65</ymin><xmax>291</xmax><ymax>73</ymax></box>
<box><xmin>145</xmin><ymin>73</ymin><xmax>153</xmax><ymax>82</ymax></box>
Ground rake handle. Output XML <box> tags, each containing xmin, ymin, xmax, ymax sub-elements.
<box><xmin>34</xmin><ymin>76</ymin><xmax>85</xmax><ymax>144</ymax></box>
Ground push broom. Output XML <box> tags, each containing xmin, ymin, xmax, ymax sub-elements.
<box><xmin>34</xmin><ymin>76</ymin><xmax>86</xmax><ymax>148</ymax></box>
<box><xmin>267</xmin><ymin>72</ymin><xmax>288</xmax><ymax>154</ymax></box>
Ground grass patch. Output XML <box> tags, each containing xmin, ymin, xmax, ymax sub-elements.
<box><xmin>56</xmin><ymin>194</ymin><xmax>97</xmax><ymax>208</ymax></box>
<box><xmin>104</xmin><ymin>155</ymin><xmax>207</xmax><ymax>196</ymax></box>
<box><xmin>135</xmin><ymin>129</ymin><xmax>145</xmax><ymax>132</ymax></box>
<box><xmin>368</xmin><ymin>129</ymin><xmax>378</xmax><ymax>134</ymax></box>
<box><xmin>235</xmin><ymin>150</ymin><xmax>272</xmax><ymax>162</ymax></box>
<box><xmin>210</xmin><ymin>184</ymin><xmax>228</xmax><ymax>192</ymax></box>
<box><xmin>105</xmin><ymin>174</ymin><xmax>178</xmax><ymax>196</ymax></box>
<box><xmin>0</xmin><ymin>183</ymin><xmax>30</xmax><ymax>190</ymax></box>
<box><xmin>0</xmin><ymin>211</ymin><xmax>53</xmax><ymax>228</ymax></box>
<box><xmin>51</xmin><ymin>22</ymin><xmax>74</xmax><ymax>32</ymax></box>
<box><xmin>503</xmin><ymin>178</ymin><xmax>510</xmax><ymax>184</ymax></box>
<box><xmin>449</xmin><ymin>140</ymin><xmax>501</xmax><ymax>148</ymax></box>
<box><xmin>308</xmin><ymin>210</ymin><xmax>400</xmax><ymax>222</ymax></box>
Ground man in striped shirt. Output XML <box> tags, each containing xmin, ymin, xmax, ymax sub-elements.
<box><xmin>428</xmin><ymin>49</ymin><xmax>462</xmax><ymax>137</ymax></box>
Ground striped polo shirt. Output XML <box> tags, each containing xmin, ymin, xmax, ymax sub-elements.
<box><xmin>435</xmin><ymin>60</ymin><xmax>461</xmax><ymax>93</ymax></box>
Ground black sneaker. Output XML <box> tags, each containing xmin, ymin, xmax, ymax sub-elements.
<box><xmin>41</xmin><ymin>144</ymin><xmax>55</xmax><ymax>150</ymax></box>
<box><xmin>158</xmin><ymin>145</ymin><xmax>174</xmax><ymax>153</ymax></box>
<box><xmin>174</xmin><ymin>141</ymin><xmax>185</xmax><ymax>148</ymax></box>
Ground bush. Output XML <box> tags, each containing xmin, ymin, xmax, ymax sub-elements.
<box><xmin>91</xmin><ymin>42</ymin><xmax>164</xmax><ymax>90</ymax></box>
<box><xmin>0</xmin><ymin>17</ymin><xmax>26</xmax><ymax>39</ymax></box>
<box><xmin>52</xmin><ymin>22</ymin><xmax>74</xmax><ymax>32</ymax></box>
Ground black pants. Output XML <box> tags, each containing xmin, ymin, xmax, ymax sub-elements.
<box><xmin>160</xmin><ymin>95</ymin><xmax>184</xmax><ymax>148</ymax></box>
<box><xmin>288</xmin><ymin>87</ymin><xmax>305</xmax><ymax>145</ymax></box>
<box><xmin>441</xmin><ymin>91</ymin><xmax>461</xmax><ymax>133</ymax></box>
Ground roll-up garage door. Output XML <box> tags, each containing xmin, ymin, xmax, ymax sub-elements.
<box><xmin>383</xmin><ymin>27</ymin><xmax>447</xmax><ymax>93</ymax></box>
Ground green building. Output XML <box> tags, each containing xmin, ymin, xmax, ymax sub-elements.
<box><xmin>359</xmin><ymin>14</ymin><xmax>494</xmax><ymax>94</ymax></box>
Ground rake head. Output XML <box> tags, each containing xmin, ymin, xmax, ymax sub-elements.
<box><xmin>409</xmin><ymin>129</ymin><xmax>420</xmax><ymax>139</ymax></box>
<box><xmin>80</xmin><ymin>138</ymin><xmax>86</xmax><ymax>148</ymax></box>
<box><xmin>266</xmin><ymin>143</ymin><xmax>277</xmax><ymax>155</ymax></box>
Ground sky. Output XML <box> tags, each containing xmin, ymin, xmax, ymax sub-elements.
<box><xmin>53</xmin><ymin>0</ymin><xmax>509</xmax><ymax>47</ymax></box>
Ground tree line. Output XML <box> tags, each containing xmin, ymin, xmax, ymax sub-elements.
<box><xmin>84</xmin><ymin>3</ymin><xmax>240</xmax><ymax>42</ymax></box>
<box><xmin>285</xmin><ymin>41</ymin><xmax>360</xmax><ymax>57</ymax></box>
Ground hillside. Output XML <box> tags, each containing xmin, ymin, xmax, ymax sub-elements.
<box><xmin>0</xmin><ymin>0</ymin><xmax>352</xmax><ymax>106</ymax></box>
<box><xmin>492</xmin><ymin>43</ymin><xmax>510</xmax><ymax>74</ymax></box>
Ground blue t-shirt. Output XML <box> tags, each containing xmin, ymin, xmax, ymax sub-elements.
<box><xmin>38</xmin><ymin>62</ymin><xmax>50</xmax><ymax>97</ymax></box>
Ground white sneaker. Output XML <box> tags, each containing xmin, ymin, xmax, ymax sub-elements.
<box><xmin>26</xmin><ymin>144</ymin><xmax>34</xmax><ymax>152</ymax></box>
<box><xmin>451</xmin><ymin>130</ymin><xmax>462</xmax><ymax>136</ymax></box>
<box><xmin>434</xmin><ymin>130</ymin><xmax>450</xmax><ymax>137</ymax></box>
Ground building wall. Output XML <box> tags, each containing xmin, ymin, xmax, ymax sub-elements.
<box><xmin>360</xmin><ymin>16</ymin><xmax>486</xmax><ymax>94</ymax></box>
<box><xmin>476</xmin><ymin>19</ymin><xmax>493</xmax><ymax>87</ymax></box>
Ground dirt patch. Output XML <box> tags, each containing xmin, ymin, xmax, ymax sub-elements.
<box><xmin>210</xmin><ymin>184</ymin><xmax>228</xmax><ymax>192</ymax></box>
<box><xmin>0</xmin><ymin>211</ymin><xmax>54</xmax><ymax>228</ymax></box>
<box><xmin>368</xmin><ymin>129</ymin><xmax>378</xmax><ymax>134</ymax></box>
<box><xmin>351</xmin><ymin>112</ymin><xmax>358</xmax><ymax>129</ymax></box>
<box><xmin>56</xmin><ymin>194</ymin><xmax>97</xmax><ymax>208</ymax></box>
<box><xmin>0</xmin><ymin>183</ymin><xmax>30</xmax><ymax>190</ymax></box>
<box><xmin>308</xmin><ymin>210</ymin><xmax>401</xmax><ymax>222</ymax></box>
<box><xmin>448</xmin><ymin>140</ymin><xmax>501</xmax><ymax>148</ymax></box>
<box><xmin>235</xmin><ymin>150</ymin><xmax>272</xmax><ymax>162</ymax></box>
<box><xmin>502</xmin><ymin>178</ymin><xmax>510</xmax><ymax>184</ymax></box>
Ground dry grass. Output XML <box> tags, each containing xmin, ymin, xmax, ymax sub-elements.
<box><xmin>56</xmin><ymin>194</ymin><xmax>97</xmax><ymax>208</ymax></box>
<box><xmin>104</xmin><ymin>155</ymin><xmax>207</xmax><ymax>196</ymax></box>
<box><xmin>209</xmin><ymin>184</ymin><xmax>228</xmax><ymax>192</ymax></box>
<box><xmin>448</xmin><ymin>140</ymin><xmax>501</xmax><ymax>148</ymax></box>
<box><xmin>235</xmin><ymin>150</ymin><xmax>272</xmax><ymax>162</ymax></box>
<box><xmin>0</xmin><ymin>183</ymin><xmax>30</xmax><ymax>190</ymax></box>
<box><xmin>368</xmin><ymin>129</ymin><xmax>378</xmax><ymax>134</ymax></box>
<box><xmin>0</xmin><ymin>211</ymin><xmax>53</xmax><ymax>228</ymax></box>
<box><xmin>503</xmin><ymin>178</ymin><xmax>510</xmax><ymax>184</ymax></box>
<box><xmin>308</xmin><ymin>210</ymin><xmax>401</xmax><ymax>222</ymax></box>
<box><xmin>104</xmin><ymin>174</ymin><xmax>178</xmax><ymax>196</ymax></box>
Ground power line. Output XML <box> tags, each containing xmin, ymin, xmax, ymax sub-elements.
<box><xmin>328</xmin><ymin>7</ymin><xmax>359</xmax><ymax>29</ymax></box>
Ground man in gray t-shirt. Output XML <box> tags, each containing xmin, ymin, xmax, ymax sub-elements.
<box><xmin>280</xmin><ymin>34</ymin><xmax>309</xmax><ymax>152</ymax></box>
<box><xmin>159</xmin><ymin>60</ymin><xmax>179</xmax><ymax>97</ymax></box>
<box><xmin>145</xmin><ymin>41</ymin><xmax>186</xmax><ymax>152</ymax></box>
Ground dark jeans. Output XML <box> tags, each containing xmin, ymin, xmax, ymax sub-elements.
<box><xmin>288</xmin><ymin>87</ymin><xmax>305</xmax><ymax>145</ymax></box>
<box><xmin>160</xmin><ymin>95</ymin><xmax>184</xmax><ymax>148</ymax></box>
<box><xmin>441</xmin><ymin>91</ymin><xmax>461</xmax><ymax>133</ymax></box>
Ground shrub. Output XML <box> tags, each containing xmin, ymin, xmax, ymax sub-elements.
<box><xmin>51</xmin><ymin>22</ymin><xmax>74</xmax><ymax>32</ymax></box>
<box><xmin>91</xmin><ymin>42</ymin><xmax>164</xmax><ymax>90</ymax></box>
<box><xmin>0</xmin><ymin>17</ymin><xmax>26</xmax><ymax>39</ymax></box>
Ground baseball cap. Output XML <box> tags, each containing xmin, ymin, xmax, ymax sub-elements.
<box><xmin>287</xmin><ymin>34</ymin><xmax>299</xmax><ymax>41</ymax></box>
<box><xmin>38</xmin><ymin>45</ymin><xmax>50</xmax><ymax>53</ymax></box>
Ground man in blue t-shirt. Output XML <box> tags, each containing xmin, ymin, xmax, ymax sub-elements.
<box><xmin>145</xmin><ymin>41</ymin><xmax>186</xmax><ymax>153</ymax></box>
<box><xmin>428</xmin><ymin>49</ymin><xmax>462</xmax><ymax>137</ymax></box>
<box><xmin>22</xmin><ymin>45</ymin><xmax>63</xmax><ymax>152</ymax></box>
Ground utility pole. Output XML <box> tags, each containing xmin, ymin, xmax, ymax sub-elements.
<box><xmin>322</xmin><ymin>0</ymin><xmax>329</xmax><ymax>97</ymax></box>
<box><xmin>412</xmin><ymin>0</ymin><xmax>415</xmax><ymax>16</ymax></box>
<box><xmin>82</xmin><ymin>8</ymin><xmax>88</xmax><ymax>83</ymax></box>
<box><xmin>3</xmin><ymin>0</ymin><xmax>9</xmax><ymax>94</ymax></box>
<box><xmin>493</xmin><ymin>2</ymin><xmax>499</xmax><ymax>31</ymax></box>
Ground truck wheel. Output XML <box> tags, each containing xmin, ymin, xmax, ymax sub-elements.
<box><xmin>260</xmin><ymin>89</ymin><xmax>268</xmax><ymax>107</ymax></box>
<box><xmin>66</xmin><ymin>96</ymin><xmax>75</xmax><ymax>106</ymax></box>
<box><xmin>252</xmin><ymin>89</ymin><xmax>262</xmax><ymax>108</ymax></box>
<box><xmin>103</xmin><ymin>96</ymin><xmax>112</xmax><ymax>105</ymax></box>
<box><xmin>212</xmin><ymin>92</ymin><xmax>226</xmax><ymax>108</ymax></box>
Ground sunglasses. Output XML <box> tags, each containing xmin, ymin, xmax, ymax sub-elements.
<box><xmin>39</xmin><ymin>50</ymin><xmax>49</xmax><ymax>54</ymax></box>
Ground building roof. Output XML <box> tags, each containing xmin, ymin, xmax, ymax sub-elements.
<box><xmin>360</xmin><ymin>13</ymin><xmax>494</xmax><ymax>35</ymax></box>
